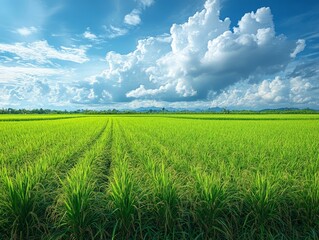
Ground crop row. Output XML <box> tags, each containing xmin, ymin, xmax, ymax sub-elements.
<box><xmin>0</xmin><ymin>117</ymin><xmax>109</xmax><ymax>239</ymax></box>
<box><xmin>0</xmin><ymin>115</ymin><xmax>319</xmax><ymax>239</ymax></box>
<box><xmin>108</xmin><ymin>116</ymin><xmax>319</xmax><ymax>239</ymax></box>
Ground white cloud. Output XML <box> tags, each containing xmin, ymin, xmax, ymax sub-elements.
<box><xmin>124</xmin><ymin>9</ymin><xmax>141</xmax><ymax>26</ymax></box>
<box><xmin>0</xmin><ymin>40</ymin><xmax>89</xmax><ymax>64</ymax></box>
<box><xmin>126</xmin><ymin>84</ymin><xmax>171</xmax><ymax>98</ymax></box>
<box><xmin>0</xmin><ymin>87</ymin><xmax>10</xmax><ymax>103</ymax></box>
<box><xmin>0</xmin><ymin>66</ymin><xmax>65</xmax><ymax>84</ymax></box>
<box><xmin>257</xmin><ymin>77</ymin><xmax>288</xmax><ymax>102</ymax></box>
<box><xmin>83</xmin><ymin>28</ymin><xmax>97</xmax><ymax>40</ymax></box>
<box><xmin>0</xmin><ymin>66</ymin><xmax>73</xmax><ymax>108</ymax></box>
<box><xmin>3</xmin><ymin>0</ymin><xmax>315</xmax><ymax>110</ymax></box>
<box><xmin>104</xmin><ymin>25</ymin><xmax>128</xmax><ymax>38</ymax></box>
<box><xmin>0</xmin><ymin>80</ymin><xmax>67</xmax><ymax>108</ymax></box>
<box><xmin>16</xmin><ymin>26</ymin><xmax>38</xmax><ymax>36</ymax></box>
<box><xmin>139</xmin><ymin>0</ymin><xmax>154</xmax><ymax>8</ymax></box>
<box><xmin>210</xmin><ymin>74</ymin><xmax>319</xmax><ymax>108</ymax></box>
<box><xmin>290</xmin><ymin>39</ymin><xmax>306</xmax><ymax>58</ymax></box>
<box><xmin>80</xmin><ymin>0</ymin><xmax>304</xmax><ymax>105</ymax></box>
<box><xmin>234</xmin><ymin>7</ymin><xmax>274</xmax><ymax>35</ymax></box>
<box><xmin>123</xmin><ymin>0</ymin><xmax>154</xmax><ymax>27</ymax></box>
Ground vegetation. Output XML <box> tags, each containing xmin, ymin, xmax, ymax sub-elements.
<box><xmin>1</xmin><ymin>107</ymin><xmax>318</xmax><ymax>115</ymax></box>
<box><xmin>0</xmin><ymin>114</ymin><xmax>318</xmax><ymax>239</ymax></box>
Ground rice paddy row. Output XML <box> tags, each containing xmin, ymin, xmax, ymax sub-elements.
<box><xmin>0</xmin><ymin>114</ymin><xmax>318</xmax><ymax>239</ymax></box>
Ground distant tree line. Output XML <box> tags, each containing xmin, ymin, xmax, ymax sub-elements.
<box><xmin>0</xmin><ymin>107</ymin><xmax>318</xmax><ymax>114</ymax></box>
<box><xmin>0</xmin><ymin>108</ymin><xmax>125</xmax><ymax>114</ymax></box>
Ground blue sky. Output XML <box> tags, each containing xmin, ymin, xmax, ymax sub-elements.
<box><xmin>0</xmin><ymin>0</ymin><xmax>318</xmax><ymax>110</ymax></box>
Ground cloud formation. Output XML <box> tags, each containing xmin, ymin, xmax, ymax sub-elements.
<box><xmin>210</xmin><ymin>74</ymin><xmax>319</xmax><ymax>109</ymax></box>
<box><xmin>82</xmin><ymin>0</ymin><xmax>305</xmax><ymax>105</ymax></box>
<box><xmin>123</xmin><ymin>0</ymin><xmax>154</xmax><ymax>26</ymax></box>
<box><xmin>139</xmin><ymin>0</ymin><xmax>154</xmax><ymax>8</ymax></box>
<box><xmin>83</xmin><ymin>28</ymin><xmax>97</xmax><ymax>40</ymax></box>
<box><xmin>0</xmin><ymin>79</ymin><xmax>70</xmax><ymax>108</ymax></box>
<box><xmin>104</xmin><ymin>25</ymin><xmax>128</xmax><ymax>39</ymax></box>
<box><xmin>16</xmin><ymin>26</ymin><xmax>38</xmax><ymax>36</ymax></box>
<box><xmin>124</xmin><ymin>9</ymin><xmax>141</xmax><ymax>26</ymax></box>
<box><xmin>290</xmin><ymin>39</ymin><xmax>306</xmax><ymax>58</ymax></box>
<box><xmin>0</xmin><ymin>66</ymin><xmax>65</xmax><ymax>84</ymax></box>
<box><xmin>0</xmin><ymin>40</ymin><xmax>89</xmax><ymax>64</ymax></box>
<box><xmin>0</xmin><ymin>65</ymin><xmax>71</xmax><ymax>108</ymax></box>
<box><xmin>2</xmin><ymin>0</ymin><xmax>316</xmax><ymax>110</ymax></box>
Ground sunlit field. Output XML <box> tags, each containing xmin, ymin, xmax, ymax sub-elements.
<box><xmin>0</xmin><ymin>114</ymin><xmax>318</xmax><ymax>239</ymax></box>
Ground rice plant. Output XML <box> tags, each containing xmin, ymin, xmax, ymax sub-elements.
<box><xmin>58</xmin><ymin>166</ymin><xmax>96</xmax><ymax>240</ymax></box>
<box><xmin>242</xmin><ymin>172</ymin><xmax>284</xmax><ymax>239</ymax></box>
<box><xmin>0</xmin><ymin>167</ymin><xmax>39</xmax><ymax>239</ymax></box>
<box><xmin>0</xmin><ymin>114</ymin><xmax>319</xmax><ymax>239</ymax></box>
<box><xmin>296</xmin><ymin>172</ymin><xmax>319</xmax><ymax>233</ymax></box>
<box><xmin>150</xmin><ymin>162</ymin><xmax>179</xmax><ymax>236</ymax></box>
<box><xmin>53</xmin><ymin>121</ymin><xmax>111</xmax><ymax>240</ymax></box>
<box><xmin>108</xmin><ymin>157</ymin><xmax>136</xmax><ymax>238</ymax></box>
<box><xmin>192</xmin><ymin>168</ymin><xmax>233</xmax><ymax>239</ymax></box>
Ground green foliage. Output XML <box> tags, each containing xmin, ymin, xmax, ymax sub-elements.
<box><xmin>108</xmin><ymin>158</ymin><xmax>136</xmax><ymax>235</ymax></box>
<box><xmin>60</xmin><ymin>166</ymin><xmax>96</xmax><ymax>239</ymax></box>
<box><xmin>0</xmin><ymin>114</ymin><xmax>319</xmax><ymax>239</ymax></box>
<box><xmin>192</xmin><ymin>168</ymin><xmax>232</xmax><ymax>239</ymax></box>
<box><xmin>151</xmin><ymin>162</ymin><xmax>178</xmax><ymax>234</ymax></box>
<box><xmin>242</xmin><ymin>173</ymin><xmax>284</xmax><ymax>238</ymax></box>
<box><xmin>0</xmin><ymin>168</ymin><xmax>39</xmax><ymax>239</ymax></box>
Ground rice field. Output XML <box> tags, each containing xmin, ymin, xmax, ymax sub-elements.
<box><xmin>0</xmin><ymin>114</ymin><xmax>318</xmax><ymax>239</ymax></box>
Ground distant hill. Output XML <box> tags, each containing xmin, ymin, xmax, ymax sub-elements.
<box><xmin>260</xmin><ymin>107</ymin><xmax>300</xmax><ymax>112</ymax></box>
<box><xmin>259</xmin><ymin>108</ymin><xmax>319</xmax><ymax>113</ymax></box>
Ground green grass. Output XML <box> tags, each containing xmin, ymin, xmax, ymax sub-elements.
<box><xmin>0</xmin><ymin>114</ymin><xmax>318</xmax><ymax>239</ymax></box>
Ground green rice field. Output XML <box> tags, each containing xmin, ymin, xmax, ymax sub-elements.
<box><xmin>0</xmin><ymin>114</ymin><xmax>319</xmax><ymax>239</ymax></box>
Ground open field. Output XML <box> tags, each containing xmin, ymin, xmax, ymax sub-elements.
<box><xmin>0</xmin><ymin>114</ymin><xmax>319</xmax><ymax>239</ymax></box>
<box><xmin>0</xmin><ymin>114</ymin><xmax>88</xmax><ymax>121</ymax></box>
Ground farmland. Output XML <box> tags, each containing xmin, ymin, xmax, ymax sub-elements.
<box><xmin>0</xmin><ymin>114</ymin><xmax>319</xmax><ymax>239</ymax></box>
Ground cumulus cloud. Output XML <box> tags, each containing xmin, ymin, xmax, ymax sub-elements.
<box><xmin>0</xmin><ymin>66</ymin><xmax>74</xmax><ymax>108</ymax></box>
<box><xmin>8</xmin><ymin>80</ymin><xmax>51</xmax><ymax>102</ymax></box>
<box><xmin>3</xmin><ymin>0</ymin><xmax>315</xmax><ymax>110</ymax></box>
<box><xmin>0</xmin><ymin>40</ymin><xmax>89</xmax><ymax>64</ymax></box>
<box><xmin>81</xmin><ymin>0</ymin><xmax>305</xmax><ymax>105</ymax></box>
<box><xmin>16</xmin><ymin>26</ymin><xmax>38</xmax><ymax>36</ymax></box>
<box><xmin>124</xmin><ymin>9</ymin><xmax>141</xmax><ymax>26</ymax></box>
<box><xmin>0</xmin><ymin>79</ymin><xmax>70</xmax><ymax>108</ymax></box>
<box><xmin>210</xmin><ymin>72</ymin><xmax>319</xmax><ymax>109</ymax></box>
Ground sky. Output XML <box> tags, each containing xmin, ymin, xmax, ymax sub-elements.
<box><xmin>0</xmin><ymin>0</ymin><xmax>318</xmax><ymax>110</ymax></box>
